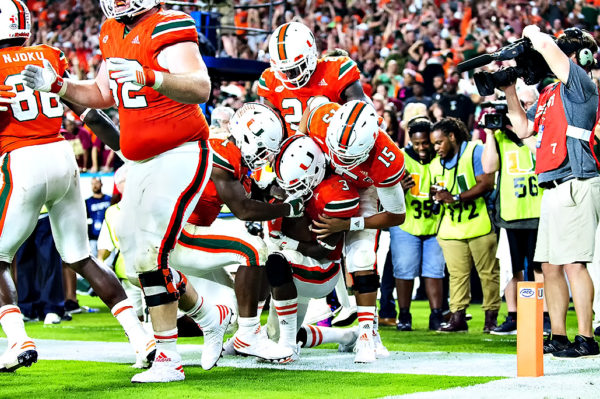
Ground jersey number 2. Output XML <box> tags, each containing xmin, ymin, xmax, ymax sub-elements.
<box><xmin>109</xmin><ymin>80</ymin><xmax>148</xmax><ymax>109</ymax></box>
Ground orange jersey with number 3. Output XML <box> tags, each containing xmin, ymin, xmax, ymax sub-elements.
<box><xmin>99</xmin><ymin>10</ymin><xmax>209</xmax><ymax>161</ymax></box>
<box><xmin>188</xmin><ymin>138</ymin><xmax>250</xmax><ymax>226</ymax></box>
<box><xmin>306</xmin><ymin>175</ymin><xmax>360</xmax><ymax>260</ymax></box>
<box><xmin>0</xmin><ymin>45</ymin><xmax>67</xmax><ymax>154</ymax></box>
<box><xmin>257</xmin><ymin>56</ymin><xmax>360</xmax><ymax>136</ymax></box>
<box><xmin>307</xmin><ymin>102</ymin><xmax>405</xmax><ymax>188</ymax></box>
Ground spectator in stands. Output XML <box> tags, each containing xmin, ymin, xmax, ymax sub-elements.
<box><xmin>429</xmin><ymin>118</ymin><xmax>499</xmax><ymax>333</ymax></box>
<box><xmin>435</xmin><ymin>73</ymin><xmax>476</xmax><ymax>131</ymax></box>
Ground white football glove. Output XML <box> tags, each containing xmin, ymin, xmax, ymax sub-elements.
<box><xmin>0</xmin><ymin>85</ymin><xmax>16</xmax><ymax>112</ymax></box>
<box><xmin>284</xmin><ymin>196</ymin><xmax>304</xmax><ymax>218</ymax></box>
<box><xmin>268</xmin><ymin>231</ymin><xmax>299</xmax><ymax>251</ymax></box>
<box><xmin>106</xmin><ymin>58</ymin><xmax>162</xmax><ymax>89</ymax></box>
<box><xmin>22</xmin><ymin>59</ymin><xmax>66</xmax><ymax>95</ymax></box>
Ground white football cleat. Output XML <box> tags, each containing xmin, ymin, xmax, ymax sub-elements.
<box><xmin>372</xmin><ymin>328</ymin><xmax>390</xmax><ymax>358</ymax></box>
<box><xmin>131</xmin><ymin>350</ymin><xmax>184</xmax><ymax>383</ymax></box>
<box><xmin>0</xmin><ymin>340</ymin><xmax>38</xmax><ymax>372</ymax></box>
<box><xmin>132</xmin><ymin>338</ymin><xmax>157</xmax><ymax>369</ymax></box>
<box><xmin>231</xmin><ymin>325</ymin><xmax>294</xmax><ymax>362</ymax></box>
<box><xmin>198</xmin><ymin>304</ymin><xmax>233</xmax><ymax>370</ymax></box>
<box><xmin>331</xmin><ymin>305</ymin><xmax>357</xmax><ymax>327</ymax></box>
<box><xmin>353</xmin><ymin>332</ymin><xmax>376</xmax><ymax>363</ymax></box>
<box><xmin>338</xmin><ymin>326</ymin><xmax>360</xmax><ymax>353</ymax></box>
<box><xmin>275</xmin><ymin>343</ymin><xmax>300</xmax><ymax>364</ymax></box>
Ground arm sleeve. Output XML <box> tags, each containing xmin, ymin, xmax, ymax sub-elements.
<box><xmin>257</xmin><ymin>71</ymin><xmax>270</xmax><ymax>97</ymax></box>
<box><xmin>376</xmin><ymin>183</ymin><xmax>406</xmax><ymax>214</ymax></box>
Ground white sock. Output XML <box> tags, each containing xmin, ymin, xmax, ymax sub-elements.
<box><xmin>257</xmin><ymin>300</ymin><xmax>266</xmax><ymax>315</ymax></box>
<box><xmin>111</xmin><ymin>299</ymin><xmax>150</xmax><ymax>350</ymax></box>
<box><xmin>185</xmin><ymin>295</ymin><xmax>205</xmax><ymax>321</ymax></box>
<box><xmin>357</xmin><ymin>306</ymin><xmax>374</xmax><ymax>332</ymax></box>
<box><xmin>302</xmin><ymin>325</ymin><xmax>353</xmax><ymax>348</ymax></box>
<box><xmin>238</xmin><ymin>316</ymin><xmax>260</xmax><ymax>336</ymax></box>
<box><xmin>273</xmin><ymin>298</ymin><xmax>297</xmax><ymax>347</ymax></box>
<box><xmin>335</xmin><ymin>277</ymin><xmax>351</xmax><ymax>308</ymax></box>
<box><xmin>0</xmin><ymin>305</ymin><xmax>29</xmax><ymax>344</ymax></box>
<box><xmin>154</xmin><ymin>328</ymin><xmax>178</xmax><ymax>353</ymax></box>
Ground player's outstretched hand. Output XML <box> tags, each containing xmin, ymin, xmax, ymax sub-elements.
<box><xmin>22</xmin><ymin>59</ymin><xmax>63</xmax><ymax>94</ymax></box>
<box><xmin>107</xmin><ymin>58</ymin><xmax>160</xmax><ymax>88</ymax></box>
<box><xmin>0</xmin><ymin>85</ymin><xmax>16</xmax><ymax>112</ymax></box>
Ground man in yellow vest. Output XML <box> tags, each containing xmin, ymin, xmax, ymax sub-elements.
<box><xmin>429</xmin><ymin>117</ymin><xmax>500</xmax><ymax>333</ymax></box>
<box><xmin>389</xmin><ymin>117</ymin><xmax>445</xmax><ymax>331</ymax></box>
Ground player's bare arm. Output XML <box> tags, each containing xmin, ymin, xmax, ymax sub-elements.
<box><xmin>341</xmin><ymin>81</ymin><xmax>374</xmax><ymax>108</ymax></box>
<box><xmin>312</xmin><ymin>211</ymin><xmax>405</xmax><ymax>239</ymax></box>
<box><xmin>279</xmin><ymin>216</ymin><xmax>342</xmax><ymax>260</ymax></box>
<box><xmin>21</xmin><ymin>59</ymin><xmax>115</xmax><ymax>109</ymax></box>
<box><xmin>212</xmin><ymin>168</ymin><xmax>302</xmax><ymax>220</ymax></box>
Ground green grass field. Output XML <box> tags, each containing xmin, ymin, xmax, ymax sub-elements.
<box><xmin>0</xmin><ymin>361</ymin><xmax>501</xmax><ymax>399</ymax></box>
<box><xmin>0</xmin><ymin>296</ymin><xmax>583</xmax><ymax>398</ymax></box>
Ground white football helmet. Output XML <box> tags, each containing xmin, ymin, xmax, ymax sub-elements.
<box><xmin>0</xmin><ymin>0</ymin><xmax>31</xmax><ymax>43</ymax></box>
<box><xmin>274</xmin><ymin>135</ymin><xmax>326</xmax><ymax>199</ymax></box>
<box><xmin>100</xmin><ymin>0</ymin><xmax>160</xmax><ymax>20</ymax></box>
<box><xmin>326</xmin><ymin>100</ymin><xmax>379</xmax><ymax>170</ymax></box>
<box><xmin>229</xmin><ymin>102</ymin><xmax>284</xmax><ymax>171</ymax></box>
<box><xmin>268</xmin><ymin>22</ymin><xmax>318</xmax><ymax>90</ymax></box>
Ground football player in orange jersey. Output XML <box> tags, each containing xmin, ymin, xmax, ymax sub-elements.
<box><xmin>0</xmin><ymin>0</ymin><xmax>156</xmax><ymax>373</ymax></box>
<box><xmin>257</xmin><ymin>21</ymin><xmax>372</xmax><ymax>136</ymax></box>
<box><xmin>300</xmin><ymin>100</ymin><xmax>407</xmax><ymax>362</ymax></box>
<box><xmin>170</xmin><ymin>103</ymin><xmax>303</xmax><ymax>363</ymax></box>
<box><xmin>22</xmin><ymin>0</ymin><xmax>230</xmax><ymax>383</ymax></box>
<box><xmin>263</xmin><ymin>135</ymin><xmax>360</xmax><ymax>361</ymax></box>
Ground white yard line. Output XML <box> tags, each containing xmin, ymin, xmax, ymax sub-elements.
<box><xmin>2</xmin><ymin>338</ymin><xmax>600</xmax><ymax>398</ymax></box>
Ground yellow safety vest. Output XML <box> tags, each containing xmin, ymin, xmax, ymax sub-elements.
<box><xmin>429</xmin><ymin>141</ymin><xmax>492</xmax><ymax>240</ymax></box>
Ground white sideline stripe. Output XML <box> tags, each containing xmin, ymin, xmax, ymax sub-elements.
<box><xmin>2</xmin><ymin>338</ymin><xmax>600</xmax><ymax>380</ymax></box>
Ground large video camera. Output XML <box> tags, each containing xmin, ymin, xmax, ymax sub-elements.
<box><xmin>458</xmin><ymin>38</ymin><xmax>550</xmax><ymax>96</ymax></box>
<box><xmin>478</xmin><ymin>102</ymin><xmax>510</xmax><ymax>130</ymax></box>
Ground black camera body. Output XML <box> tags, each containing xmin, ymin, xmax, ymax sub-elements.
<box><xmin>479</xmin><ymin>102</ymin><xmax>510</xmax><ymax>130</ymax></box>
<box><xmin>458</xmin><ymin>38</ymin><xmax>550</xmax><ymax>96</ymax></box>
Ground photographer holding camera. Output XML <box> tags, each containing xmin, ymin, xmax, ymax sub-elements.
<box><xmin>429</xmin><ymin>117</ymin><xmax>499</xmax><ymax>333</ymax></box>
<box><xmin>480</xmin><ymin>99</ymin><xmax>549</xmax><ymax>336</ymax></box>
<box><xmin>501</xmin><ymin>25</ymin><xmax>600</xmax><ymax>358</ymax></box>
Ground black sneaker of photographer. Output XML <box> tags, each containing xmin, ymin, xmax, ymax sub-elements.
<box><xmin>552</xmin><ymin>335</ymin><xmax>599</xmax><ymax>359</ymax></box>
<box><xmin>543</xmin><ymin>334</ymin><xmax>571</xmax><ymax>354</ymax></box>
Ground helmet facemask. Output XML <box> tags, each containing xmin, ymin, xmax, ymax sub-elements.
<box><xmin>100</xmin><ymin>0</ymin><xmax>159</xmax><ymax>22</ymax></box>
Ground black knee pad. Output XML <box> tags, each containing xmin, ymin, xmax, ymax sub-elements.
<box><xmin>138</xmin><ymin>268</ymin><xmax>180</xmax><ymax>307</ymax></box>
<box><xmin>352</xmin><ymin>272</ymin><xmax>380</xmax><ymax>294</ymax></box>
<box><xmin>265</xmin><ymin>253</ymin><xmax>293</xmax><ymax>287</ymax></box>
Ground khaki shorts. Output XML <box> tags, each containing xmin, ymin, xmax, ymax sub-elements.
<box><xmin>535</xmin><ymin>176</ymin><xmax>600</xmax><ymax>265</ymax></box>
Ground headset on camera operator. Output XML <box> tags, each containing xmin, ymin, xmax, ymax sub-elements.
<box><xmin>500</xmin><ymin>25</ymin><xmax>600</xmax><ymax>356</ymax></box>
